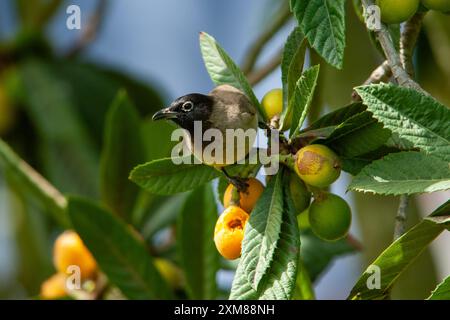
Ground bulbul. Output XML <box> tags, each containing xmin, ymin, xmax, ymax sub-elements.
<box><xmin>152</xmin><ymin>84</ymin><xmax>258</xmax><ymax>188</ymax></box>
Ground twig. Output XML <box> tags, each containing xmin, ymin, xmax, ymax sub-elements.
<box><xmin>353</xmin><ymin>11</ymin><xmax>425</xmax><ymax>99</ymax></box>
<box><xmin>36</xmin><ymin>0</ymin><xmax>63</xmax><ymax>27</ymax></box>
<box><xmin>247</xmin><ymin>48</ymin><xmax>283</xmax><ymax>86</ymax></box>
<box><xmin>0</xmin><ymin>139</ymin><xmax>68</xmax><ymax>227</ymax></box>
<box><xmin>393</xmin><ymin>195</ymin><xmax>409</xmax><ymax>240</ymax></box>
<box><xmin>66</xmin><ymin>0</ymin><xmax>107</xmax><ymax>58</ymax></box>
<box><xmin>352</xmin><ymin>60</ymin><xmax>392</xmax><ymax>100</ymax></box>
<box><xmin>361</xmin><ymin>0</ymin><xmax>423</xmax><ymax>92</ymax></box>
<box><xmin>361</xmin><ymin>1</ymin><xmax>426</xmax><ymax>243</ymax></box>
<box><xmin>400</xmin><ymin>12</ymin><xmax>426</xmax><ymax>77</ymax></box>
<box><xmin>241</xmin><ymin>2</ymin><xmax>291</xmax><ymax>75</ymax></box>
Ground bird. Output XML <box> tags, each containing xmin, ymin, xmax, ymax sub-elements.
<box><xmin>152</xmin><ymin>84</ymin><xmax>258</xmax><ymax>190</ymax></box>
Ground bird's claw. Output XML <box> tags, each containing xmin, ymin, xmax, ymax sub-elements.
<box><xmin>229</xmin><ymin>176</ymin><xmax>249</xmax><ymax>193</ymax></box>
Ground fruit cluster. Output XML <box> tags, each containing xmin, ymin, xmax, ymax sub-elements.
<box><xmin>213</xmin><ymin>90</ymin><xmax>353</xmax><ymax>260</ymax></box>
<box><xmin>214</xmin><ymin>178</ymin><xmax>264</xmax><ymax>260</ymax></box>
<box><xmin>377</xmin><ymin>0</ymin><xmax>449</xmax><ymax>25</ymax></box>
<box><xmin>262</xmin><ymin>90</ymin><xmax>352</xmax><ymax>242</ymax></box>
<box><xmin>40</xmin><ymin>231</ymin><xmax>183</xmax><ymax>299</ymax></box>
<box><xmin>40</xmin><ymin>231</ymin><xmax>98</xmax><ymax>299</ymax></box>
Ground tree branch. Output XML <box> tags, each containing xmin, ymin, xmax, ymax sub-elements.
<box><xmin>400</xmin><ymin>12</ymin><xmax>426</xmax><ymax>77</ymax></box>
<box><xmin>393</xmin><ymin>195</ymin><xmax>409</xmax><ymax>240</ymax></box>
<box><xmin>352</xmin><ymin>60</ymin><xmax>392</xmax><ymax>100</ymax></box>
<box><xmin>361</xmin><ymin>0</ymin><xmax>423</xmax><ymax>92</ymax></box>
<box><xmin>0</xmin><ymin>139</ymin><xmax>68</xmax><ymax>227</ymax></box>
<box><xmin>247</xmin><ymin>48</ymin><xmax>283</xmax><ymax>86</ymax></box>
<box><xmin>241</xmin><ymin>3</ymin><xmax>291</xmax><ymax>75</ymax></box>
<box><xmin>360</xmin><ymin>1</ymin><xmax>427</xmax><ymax>243</ymax></box>
<box><xmin>66</xmin><ymin>0</ymin><xmax>108</xmax><ymax>58</ymax></box>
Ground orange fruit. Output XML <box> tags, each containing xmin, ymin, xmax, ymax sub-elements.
<box><xmin>40</xmin><ymin>273</ymin><xmax>67</xmax><ymax>299</ymax></box>
<box><xmin>53</xmin><ymin>231</ymin><xmax>97</xmax><ymax>280</ymax></box>
<box><xmin>214</xmin><ymin>206</ymin><xmax>249</xmax><ymax>260</ymax></box>
<box><xmin>223</xmin><ymin>177</ymin><xmax>264</xmax><ymax>213</ymax></box>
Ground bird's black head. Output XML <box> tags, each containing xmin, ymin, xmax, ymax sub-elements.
<box><xmin>152</xmin><ymin>93</ymin><xmax>214</xmax><ymax>132</ymax></box>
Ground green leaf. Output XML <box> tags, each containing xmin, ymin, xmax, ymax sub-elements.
<box><xmin>67</xmin><ymin>197</ymin><xmax>173</xmax><ymax>299</ymax></box>
<box><xmin>230</xmin><ymin>172</ymin><xmax>300</xmax><ymax>300</ymax></box>
<box><xmin>320</xmin><ymin>111</ymin><xmax>391</xmax><ymax>157</ymax></box>
<box><xmin>355</xmin><ymin>84</ymin><xmax>450</xmax><ymax>162</ymax></box>
<box><xmin>55</xmin><ymin>62</ymin><xmax>165</xmax><ymax>145</ymax></box>
<box><xmin>140</xmin><ymin>194</ymin><xmax>187</xmax><ymax>240</ymax></box>
<box><xmin>257</xmin><ymin>179</ymin><xmax>300</xmax><ymax>300</ymax></box>
<box><xmin>304</xmin><ymin>102</ymin><xmax>367</xmax><ymax>131</ymax></box>
<box><xmin>301</xmin><ymin>230</ymin><xmax>356</xmax><ymax>282</ymax></box>
<box><xmin>177</xmin><ymin>184</ymin><xmax>220</xmax><ymax>299</ymax></box>
<box><xmin>199</xmin><ymin>32</ymin><xmax>265</xmax><ymax>120</ymax></box>
<box><xmin>290</xmin><ymin>0</ymin><xmax>346</xmax><ymax>69</ymax></box>
<box><xmin>290</xmin><ymin>65</ymin><xmax>320</xmax><ymax>137</ymax></box>
<box><xmin>100</xmin><ymin>92</ymin><xmax>145</xmax><ymax>221</ymax></box>
<box><xmin>0</xmin><ymin>138</ymin><xmax>69</xmax><ymax>227</ymax></box>
<box><xmin>280</xmin><ymin>27</ymin><xmax>306</xmax><ymax>128</ymax></box>
<box><xmin>240</xmin><ymin>170</ymin><xmax>284</xmax><ymax>290</ymax></box>
<box><xmin>427</xmin><ymin>276</ymin><xmax>450</xmax><ymax>300</ymax></box>
<box><xmin>281</xmin><ymin>27</ymin><xmax>305</xmax><ymax>104</ymax></box>
<box><xmin>292</xmin><ymin>260</ymin><xmax>315</xmax><ymax>300</ymax></box>
<box><xmin>228</xmin><ymin>259</ymin><xmax>258</xmax><ymax>300</ymax></box>
<box><xmin>130</xmin><ymin>157</ymin><xmax>220</xmax><ymax>195</ymax></box>
<box><xmin>348</xmin><ymin>200</ymin><xmax>450</xmax><ymax>300</ymax></box>
<box><xmin>19</xmin><ymin>59</ymin><xmax>99</xmax><ymax>196</ymax></box>
<box><xmin>349</xmin><ymin>152</ymin><xmax>450</xmax><ymax>195</ymax></box>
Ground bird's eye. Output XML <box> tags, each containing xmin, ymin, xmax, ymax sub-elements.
<box><xmin>181</xmin><ymin>101</ymin><xmax>194</xmax><ymax>112</ymax></box>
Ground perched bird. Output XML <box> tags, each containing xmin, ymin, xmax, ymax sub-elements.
<box><xmin>152</xmin><ymin>84</ymin><xmax>258</xmax><ymax>188</ymax></box>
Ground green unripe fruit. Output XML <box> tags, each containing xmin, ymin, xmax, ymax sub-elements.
<box><xmin>309</xmin><ymin>193</ymin><xmax>351</xmax><ymax>241</ymax></box>
<box><xmin>421</xmin><ymin>0</ymin><xmax>450</xmax><ymax>12</ymax></box>
<box><xmin>376</xmin><ymin>0</ymin><xmax>420</xmax><ymax>24</ymax></box>
<box><xmin>289</xmin><ymin>174</ymin><xmax>311</xmax><ymax>214</ymax></box>
<box><xmin>295</xmin><ymin>144</ymin><xmax>341</xmax><ymax>188</ymax></box>
<box><xmin>297</xmin><ymin>209</ymin><xmax>310</xmax><ymax>230</ymax></box>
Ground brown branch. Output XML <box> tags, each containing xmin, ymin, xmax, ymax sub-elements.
<box><xmin>247</xmin><ymin>48</ymin><xmax>282</xmax><ymax>86</ymax></box>
<box><xmin>361</xmin><ymin>0</ymin><xmax>424</xmax><ymax>92</ymax></box>
<box><xmin>352</xmin><ymin>60</ymin><xmax>392</xmax><ymax>100</ymax></box>
<box><xmin>360</xmin><ymin>1</ymin><xmax>427</xmax><ymax>244</ymax></box>
<box><xmin>393</xmin><ymin>195</ymin><xmax>409</xmax><ymax>240</ymax></box>
<box><xmin>66</xmin><ymin>0</ymin><xmax>108</xmax><ymax>58</ymax></box>
<box><xmin>400</xmin><ymin>12</ymin><xmax>426</xmax><ymax>77</ymax></box>
<box><xmin>241</xmin><ymin>2</ymin><xmax>291</xmax><ymax>75</ymax></box>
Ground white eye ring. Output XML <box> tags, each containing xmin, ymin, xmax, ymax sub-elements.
<box><xmin>181</xmin><ymin>101</ymin><xmax>194</xmax><ymax>112</ymax></box>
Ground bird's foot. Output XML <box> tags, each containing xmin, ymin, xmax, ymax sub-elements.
<box><xmin>221</xmin><ymin>168</ymin><xmax>249</xmax><ymax>193</ymax></box>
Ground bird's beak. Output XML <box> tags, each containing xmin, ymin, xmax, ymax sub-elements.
<box><xmin>152</xmin><ymin>107</ymin><xmax>178</xmax><ymax>121</ymax></box>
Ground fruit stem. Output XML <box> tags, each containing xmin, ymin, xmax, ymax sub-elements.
<box><xmin>230</xmin><ymin>187</ymin><xmax>241</xmax><ymax>207</ymax></box>
<box><xmin>278</xmin><ymin>153</ymin><xmax>296</xmax><ymax>172</ymax></box>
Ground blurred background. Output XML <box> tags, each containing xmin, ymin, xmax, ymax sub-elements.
<box><xmin>0</xmin><ymin>0</ymin><xmax>449</xmax><ymax>299</ymax></box>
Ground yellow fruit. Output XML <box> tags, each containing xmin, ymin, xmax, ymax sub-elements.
<box><xmin>289</xmin><ymin>174</ymin><xmax>311</xmax><ymax>214</ymax></box>
<box><xmin>223</xmin><ymin>177</ymin><xmax>264</xmax><ymax>213</ymax></box>
<box><xmin>421</xmin><ymin>0</ymin><xmax>450</xmax><ymax>12</ymax></box>
<box><xmin>261</xmin><ymin>88</ymin><xmax>282</xmax><ymax>120</ymax></box>
<box><xmin>214</xmin><ymin>206</ymin><xmax>249</xmax><ymax>260</ymax></box>
<box><xmin>154</xmin><ymin>258</ymin><xmax>184</xmax><ymax>288</ymax></box>
<box><xmin>376</xmin><ymin>0</ymin><xmax>420</xmax><ymax>24</ymax></box>
<box><xmin>309</xmin><ymin>193</ymin><xmax>351</xmax><ymax>241</ymax></box>
<box><xmin>261</xmin><ymin>88</ymin><xmax>292</xmax><ymax>128</ymax></box>
<box><xmin>53</xmin><ymin>231</ymin><xmax>97</xmax><ymax>280</ymax></box>
<box><xmin>295</xmin><ymin>144</ymin><xmax>341</xmax><ymax>188</ymax></box>
<box><xmin>40</xmin><ymin>273</ymin><xmax>67</xmax><ymax>299</ymax></box>
<box><xmin>0</xmin><ymin>86</ymin><xmax>16</xmax><ymax>136</ymax></box>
